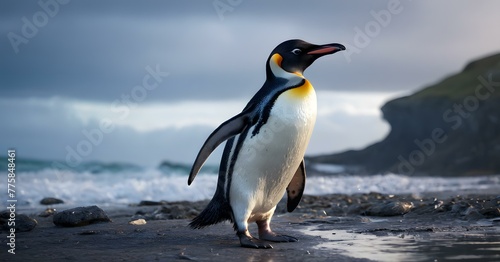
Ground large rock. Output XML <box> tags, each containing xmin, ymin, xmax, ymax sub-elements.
<box><xmin>53</xmin><ymin>206</ymin><xmax>111</xmax><ymax>227</ymax></box>
<box><xmin>0</xmin><ymin>211</ymin><xmax>38</xmax><ymax>232</ymax></box>
<box><xmin>308</xmin><ymin>53</ymin><xmax>500</xmax><ymax>176</ymax></box>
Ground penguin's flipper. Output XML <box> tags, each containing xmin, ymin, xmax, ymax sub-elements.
<box><xmin>188</xmin><ymin>110</ymin><xmax>253</xmax><ymax>185</ymax></box>
<box><xmin>286</xmin><ymin>159</ymin><xmax>306</xmax><ymax>212</ymax></box>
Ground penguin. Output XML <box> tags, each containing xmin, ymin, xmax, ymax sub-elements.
<box><xmin>188</xmin><ymin>39</ymin><xmax>345</xmax><ymax>248</ymax></box>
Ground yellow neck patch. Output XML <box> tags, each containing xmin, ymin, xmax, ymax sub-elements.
<box><xmin>286</xmin><ymin>79</ymin><xmax>314</xmax><ymax>99</ymax></box>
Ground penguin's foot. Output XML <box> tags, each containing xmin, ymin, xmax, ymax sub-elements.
<box><xmin>237</xmin><ymin>231</ymin><xmax>273</xmax><ymax>249</ymax></box>
<box><xmin>259</xmin><ymin>231</ymin><xmax>298</xmax><ymax>243</ymax></box>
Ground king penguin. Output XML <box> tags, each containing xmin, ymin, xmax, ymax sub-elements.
<box><xmin>188</xmin><ymin>39</ymin><xmax>345</xmax><ymax>248</ymax></box>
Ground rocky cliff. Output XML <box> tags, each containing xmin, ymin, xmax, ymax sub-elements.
<box><xmin>308</xmin><ymin>53</ymin><xmax>500</xmax><ymax>176</ymax></box>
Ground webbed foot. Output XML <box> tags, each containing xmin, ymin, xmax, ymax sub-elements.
<box><xmin>259</xmin><ymin>231</ymin><xmax>298</xmax><ymax>242</ymax></box>
<box><xmin>237</xmin><ymin>231</ymin><xmax>273</xmax><ymax>249</ymax></box>
<box><xmin>257</xmin><ymin>220</ymin><xmax>298</xmax><ymax>242</ymax></box>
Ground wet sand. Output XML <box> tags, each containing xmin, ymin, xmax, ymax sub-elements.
<box><xmin>3</xmin><ymin>192</ymin><xmax>500</xmax><ymax>261</ymax></box>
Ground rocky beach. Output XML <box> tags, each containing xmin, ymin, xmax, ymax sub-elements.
<box><xmin>2</xmin><ymin>191</ymin><xmax>499</xmax><ymax>261</ymax></box>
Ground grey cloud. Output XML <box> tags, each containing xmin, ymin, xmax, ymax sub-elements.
<box><xmin>3</xmin><ymin>0</ymin><xmax>499</xmax><ymax>103</ymax></box>
<box><xmin>0</xmin><ymin>97</ymin><xmax>217</xmax><ymax>166</ymax></box>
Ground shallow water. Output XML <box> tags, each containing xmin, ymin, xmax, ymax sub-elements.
<box><xmin>301</xmin><ymin>221</ymin><xmax>500</xmax><ymax>262</ymax></box>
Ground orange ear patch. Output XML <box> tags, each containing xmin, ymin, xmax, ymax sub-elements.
<box><xmin>271</xmin><ymin>53</ymin><xmax>283</xmax><ymax>67</ymax></box>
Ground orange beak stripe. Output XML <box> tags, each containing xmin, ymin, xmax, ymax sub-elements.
<box><xmin>307</xmin><ymin>46</ymin><xmax>337</xmax><ymax>55</ymax></box>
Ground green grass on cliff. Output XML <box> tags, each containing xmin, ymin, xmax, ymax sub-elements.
<box><xmin>411</xmin><ymin>53</ymin><xmax>500</xmax><ymax>101</ymax></box>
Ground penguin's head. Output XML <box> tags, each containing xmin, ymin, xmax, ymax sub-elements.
<box><xmin>267</xmin><ymin>39</ymin><xmax>345</xmax><ymax>78</ymax></box>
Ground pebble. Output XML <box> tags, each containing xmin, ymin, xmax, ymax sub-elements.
<box><xmin>39</xmin><ymin>208</ymin><xmax>57</xmax><ymax>217</ymax></box>
<box><xmin>129</xmin><ymin>219</ymin><xmax>147</xmax><ymax>225</ymax></box>
<box><xmin>40</xmin><ymin>197</ymin><xmax>65</xmax><ymax>205</ymax></box>
<box><xmin>138</xmin><ymin>200</ymin><xmax>167</xmax><ymax>206</ymax></box>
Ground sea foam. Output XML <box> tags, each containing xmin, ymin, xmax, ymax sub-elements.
<box><xmin>1</xmin><ymin>159</ymin><xmax>498</xmax><ymax>207</ymax></box>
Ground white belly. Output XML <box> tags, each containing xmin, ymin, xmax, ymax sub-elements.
<box><xmin>229</xmin><ymin>88</ymin><xmax>317</xmax><ymax>221</ymax></box>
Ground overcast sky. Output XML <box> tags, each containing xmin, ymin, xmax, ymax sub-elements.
<box><xmin>1</xmin><ymin>0</ymin><xmax>500</xmax><ymax>167</ymax></box>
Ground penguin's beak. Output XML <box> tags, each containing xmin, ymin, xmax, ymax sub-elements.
<box><xmin>307</xmin><ymin>43</ymin><xmax>346</xmax><ymax>55</ymax></box>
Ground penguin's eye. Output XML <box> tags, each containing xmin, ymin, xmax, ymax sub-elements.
<box><xmin>291</xmin><ymin>48</ymin><xmax>302</xmax><ymax>55</ymax></box>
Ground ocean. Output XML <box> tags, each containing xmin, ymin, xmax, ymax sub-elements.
<box><xmin>1</xmin><ymin>158</ymin><xmax>499</xmax><ymax>207</ymax></box>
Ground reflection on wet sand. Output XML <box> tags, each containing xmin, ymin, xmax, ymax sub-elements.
<box><xmin>301</xmin><ymin>218</ymin><xmax>500</xmax><ymax>262</ymax></box>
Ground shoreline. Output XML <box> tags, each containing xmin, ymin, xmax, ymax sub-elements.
<box><xmin>2</xmin><ymin>192</ymin><xmax>500</xmax><ymax>261</ymax></box>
